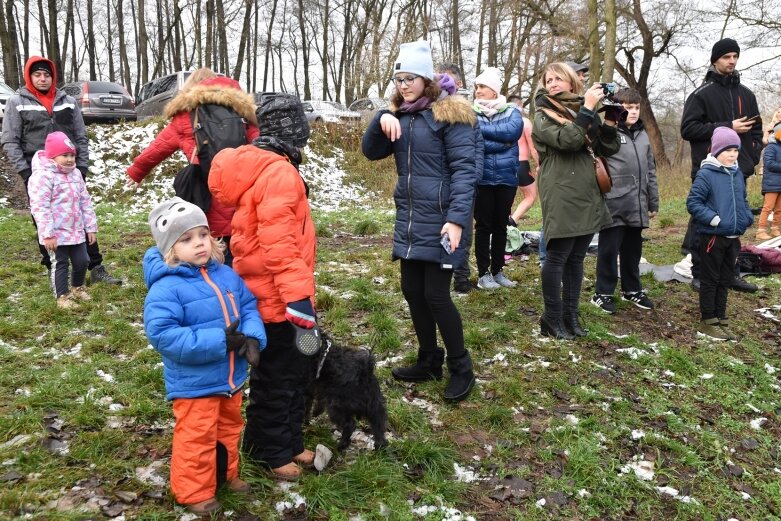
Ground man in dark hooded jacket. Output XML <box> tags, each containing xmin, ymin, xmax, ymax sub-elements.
<box><xmin>2</xmin><ymin>56</ymin><xmax>121</xmax><ymax>284</ymax></box>
<box><xmin>678</xmin><ymin>38</ymin><xmax>762</xmax><ymax>293</ymax></box>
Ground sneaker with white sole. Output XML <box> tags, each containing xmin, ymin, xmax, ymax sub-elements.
<box><xmin>622</xmin><ymin>291</ymin><xmax>654</xmax><ymax>310</ymax></box>
<box><xmin>697</xmin><ymin>318</ymin><xmax>728</xmax><ymax>341</ymax></box>
<box><xmin>492</xmin><ymin>271</ymin><xmax>517</xmax><ymax>288</ymax></box>
<box><xmin>477</xmin><ymin>273</ymin><xmax>500</xmax><ymax>289</ymax></box>
<box><xmin>590</xmin><ymin>294</ymin><xmax>615</xmax><ymax>314</ymax></box>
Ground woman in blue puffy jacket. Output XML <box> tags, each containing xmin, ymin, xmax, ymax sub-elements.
<box><xmin>362</xmin><ymin>41</ymin><xmax>480</xmax><ymax>401</ymax></box>
<box><xmin>143</xmin><ymin>198</ymin><xmax>266</xmax><ymax>514</ymax></box>
<box><xmin>471</xmin><ymin>67</ymin><xmax>523</xmax><ymax>289</ymax></box>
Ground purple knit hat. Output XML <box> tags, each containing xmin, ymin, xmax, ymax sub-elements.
<box><xmin>711</xmin><ymin>126</ymin><xmax>740</xmax><ymax>158</ymax></box>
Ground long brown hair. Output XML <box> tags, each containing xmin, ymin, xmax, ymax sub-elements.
<box><xmin>390</xmin><ymin>77</ymin><xmax>442</xmax><ymax>107</ymax></box>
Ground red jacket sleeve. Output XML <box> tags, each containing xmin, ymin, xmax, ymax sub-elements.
<box><xmin>127</xmin><ymin>114</ymin><xmax>196</xmax><ymax>182</ymax></box>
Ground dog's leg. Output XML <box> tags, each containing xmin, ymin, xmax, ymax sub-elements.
<box><xmin>367</xmin><ymin>397</ymin><xmax>389</xmax><ymax>449</ymax></box>
<box><xmin>329</xmin><ymin>408</ymin><xmax>356</xmax><ymax>451</ymax></box>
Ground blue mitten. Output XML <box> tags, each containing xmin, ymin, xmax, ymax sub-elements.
<box><xmin>285</xmin><ymin>299</ymin><xmax>316</xmax><ymax>329</ymax></box>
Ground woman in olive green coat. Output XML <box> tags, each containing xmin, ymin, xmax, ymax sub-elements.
<box><xmin>532</xmin><ymin>62</ymin><xmax>621</xmax><ymax>339</ymax></box>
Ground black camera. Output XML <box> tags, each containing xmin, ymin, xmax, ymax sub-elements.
<box><xmin>600</xmin><ymin>82</ymin><xmax>619</xmax><ymax>100</ymax></box>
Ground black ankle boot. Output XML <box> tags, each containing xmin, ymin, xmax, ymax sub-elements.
<box><xmin>563</xmin><ymin>314</ymin><xmax>588</xmax><ymax>337</ymax></box>
<box><xmin>539</xmin><ymin>316</ymin><xmax>575</xmax><ymax>340</ymax></box>
<box><xmin>392</xmin><ymin>349</ymin><xmax>445</xmax><ymax>382</ymax></box>
<box><xmin>444</xmin><ymin>351</ymin><xmax>475</xmax><ymax>401</ymax></box>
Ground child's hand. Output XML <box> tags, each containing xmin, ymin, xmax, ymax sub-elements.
<box><xmin>238</xmin><ymin>338</ymin><xmax>261</xmax><ymax>368</ymax></box>
<box><xmin>224</xmin><ymin>319</ymin><xmax>246</xmax><ymax>352</ymax></box>
<box><xmin>87</xmin><ymin>232</ymin><xmax>97</xmax><ymax>245</ymax></box>
<box><xmin>43</xmin><ymin>237</ymin><xmax>57</xmax><ymax>251</ymax></box>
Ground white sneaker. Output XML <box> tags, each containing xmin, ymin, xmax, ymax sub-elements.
<box><xmin>492</xmin><ymin>271</ymin><xmax>517</xmax><ymax>288</ymax></box>
<box><xmin>673</xmin><ymin>254</ymin><xmax>693</xmax><ymax>278</ymax></box>
<box><xmin>477</xmin><ymin>273</ymin><xmax>500</xmax><ymax>289</ymax></box>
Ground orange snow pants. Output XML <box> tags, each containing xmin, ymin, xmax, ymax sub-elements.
<box><xmin>170</xmin><ymin>392</ymin><xmax>243</xmax><ymax>504</ymax></box>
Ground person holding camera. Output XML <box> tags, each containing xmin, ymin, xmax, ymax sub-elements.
<box><xmin>591</xmin><ymin>88</ymin><xmax>659</xmax><ymax>314</ymax></box>
<box><xmin>532</xmin><ymin>62</ymin><xmax>621</xmax><ymax>339</ymax></box>
<box><xmin>678</xmin><ymin>38</ymin><xmax>763</xmax><ymax>293</ymax></box>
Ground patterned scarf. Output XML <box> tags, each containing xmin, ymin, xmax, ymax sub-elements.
<box><xmin>473</xmin><ymin>95</ymin><xmax>508</xmax><ymax>118</ymax></box>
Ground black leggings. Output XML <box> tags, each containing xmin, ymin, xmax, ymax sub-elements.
<box><xmin>400</xmin><ymin>259</ymin><xmax>465</xmax><ymax>357</ymax></box>
<box><xmin>49</xmin><ymin>243</ymin><xmax>89</xmax><ymax>297</ymax></box>
<box><xmin>474</xmin><ymin>185</ymin><xmax>517</xmax><ymax>276</ymax></box>
<box><xmin>698</xmin><ymin>234</ymin><xmax>739</xmax><ymax>320</ymax></box>
<box><xmin>541</xmin><ymin>234</ymin><xmax>593</xmax><ymax>320</ymax></box>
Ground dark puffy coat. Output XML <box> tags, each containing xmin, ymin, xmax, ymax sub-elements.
<box><xmin>762</xmin><ymin>143</ymin><xmax>781</xmax><ymax>194</ymax></box>
<box><xmin>687</xmin><ymin>156</ymin><xmax>753</xmax><ymax>236</ymax></box>
<box><xmin>127</xmin><ymin>77</ymin><xmax>260</xmax><ymax>237</ymax></box>
<box><xmin>603</xmin><ymin>120</ymin><xmax>659</xmax><ymax>228</ymax></box>
<box><xmin>680</xmin><ymin>67</ymin><xmax>763</xmax><ymax>179</ymax></box>
<box><xmin>476</xmin><ymin>105</ymin><xmax>522</xmax><ymax>186</ymax></box>
<box><xmin>362</xmin><ymin>95</ymin><xmax>479</xmax><ymax>268</ymax></box>
<box><xmin>1</xmin><ymin>56</ymin><xmax>89</xmax><ymax>179</ymax></box>
<box><xmin>143</xmin><ymin>248</ymin><xmax>267</xmax><ymax>400</ymax></box>
<box><xmin>532</xmin><ymin>92</ymin><xmax>620</xmax><ymax>244</ymax></box>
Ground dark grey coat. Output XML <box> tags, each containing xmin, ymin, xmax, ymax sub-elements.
<box><xmin>603</xmin><ymin>121</ymin><xmax>659</xmax><ymax>229</ymax></box>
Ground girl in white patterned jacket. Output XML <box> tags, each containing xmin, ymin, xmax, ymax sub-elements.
<box><xmin>28</xmin><ymin>131</ymin><xmax>97</xmax><ymax>308</ymax></box>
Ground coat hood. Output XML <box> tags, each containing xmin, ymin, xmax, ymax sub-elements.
<box><xmin>209</xmin><ymin>144</ymin><xmax>292</xmax><ymax>207</ymax></box>
<box><xmin>390</xmin><ymin>94</ymin><xmax>476</xmax><ymax>126</ymax></box>
<box><xmin>163</xmin><ymin>78</ymin><xmax>258</xmax><ymax>125</ymax></box>
<box><xmin>704</xmin><ymin>66</ymin><xmax>741</xmax><ymax>87</ymax></box>
<box><xmin>143</xmin><ymin>246</ymin><xmax>217</xmax><ymax>288</ymax></box>
<box><xmin>701</xmin><ymin>153</ymin><xmax>740</xmax><ymax>174</ymax></box>
<box><xmin>24</xmin><ymin>56</ymin><xmax>57</xmax><ymax>91</ymax></box>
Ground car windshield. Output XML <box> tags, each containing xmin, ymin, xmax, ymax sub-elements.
<box><xmin>0</xmin><ymin>82</ymin><xmax>15</xmax><ymax>95</ymax></box>
<box><xmin>87</xmin><ymin>82</ymin><xmax>127</xmax><ymax>94</ymax></box>
<box><xmin>322</xmin><ymin>101</ymin><xmax>347</xmax><ymax>111</ymax></box>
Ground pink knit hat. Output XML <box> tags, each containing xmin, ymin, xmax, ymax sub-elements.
<box><xmin>711</xmin><ymin>126</ymin><xmax>740</xmax><ymax>158</ymax></box>
<box><xmin>44</xmin><ymin>131</ymin><xmax>76</xmax><ymax>159</ymax></box>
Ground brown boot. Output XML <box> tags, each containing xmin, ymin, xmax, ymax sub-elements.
<box><xmin>227</xmin><ymin>478</ymin><xmax>251</xmax><ymax>493</ymax></box>
<box><xmin>268</xmin><ymin>462</ymin><xmax>301</xmax><ymax>481</ymax></box>
<box><xmin>293</xmin><ymin>449</ymin><xmax>315</xmax><ymax>468</ymax></box>
<box><xmin>186</xmin><ymin>498</ymin><xmax>221</xmax><ymax>514</ymax></box>
<box><xmin>56</xmin><ymin>294</ymin><xmax>78</xmax><ymax>309</ymax></box>
<box><xmin>772</xmin><ymin>227</ymin><xmax>781</xmax><ymax>238</ymax></box>
<box><xmin>71</xmin><ymin>286</ymin><xmax>92</xmax><ymax>301</ymax></box>
<box><xmin>756</xmin><ymin>229</ymin><xmax>772</xmax><ymax>241</ymax></box>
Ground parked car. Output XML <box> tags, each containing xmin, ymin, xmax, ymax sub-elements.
<box><xmin>0</xmin><ymin>81</ymin><xmax>16</xmax><ymax>122</ymax></box>
<box><xmin>302</xmin><ymin>100</ymin><xmax>361</xmax><ymax>124</ymax></box>
<box><xmin>135</xmin><ymin>71</ymin><xmax>192</xmax><ymax>121</ymax></box>
<box><xmin>348</xmin><ymin>97</ymin><xmax>389</xmax><ymax>113</ymax></box>
<box><xmin>62</xmin><ymin>81</ymin><xmax>136</xmax><ymax>124</ymax></box>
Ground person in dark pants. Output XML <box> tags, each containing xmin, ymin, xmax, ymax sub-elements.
<box><xmin>1</xmin><ymin>56</ymin><xmax>121</xmax><ymax>285</ymax></box>
<box><xmin>591</xmin><ymin>88</ymin><xmax>659</xmax><ymax>314</ymax></box>
<box><xmin>686</xmin><ymin>127</ymin><xmax>753</xmax><ymax>341</ymax></box>
<box><xmin>679</xmin><ymin>38</ymin><xmax>762</xmax><ymax>293</ymax></box>
<box><xmin>363</xmin><ymin>42</ymin><xmax>479</xmax><ymax>401</ymax></box>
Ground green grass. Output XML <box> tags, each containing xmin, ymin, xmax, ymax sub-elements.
<box><xmin>0</xmin><ymin>123</ymin><xmax>780</xmax><ymax>519</ymax></box>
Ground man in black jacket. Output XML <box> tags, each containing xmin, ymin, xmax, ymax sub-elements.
<box><xmin>1</xmin><ymin>56</ymin><xmax>121</xmax><ymax>285</ymax></box>
<box><xmin>678</xmin><ymin>38</ymin><xmax>762</xmax><ymax>293</ymax></box>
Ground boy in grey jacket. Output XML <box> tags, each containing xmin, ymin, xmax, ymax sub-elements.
<box><xmin>591</xmin><ymin>88</ymin><xmax>659</xmax><ymax>314</ymax></box>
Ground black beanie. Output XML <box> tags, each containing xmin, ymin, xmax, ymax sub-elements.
<box><xmin>30</xmin><ymin>61</ymin><xmax>53</xmax><ymax>76</ymax></box>
<box><xmin>710</xmin><ymin>38</ymin><xmax>740</xmax><ymax>64</ymax></box>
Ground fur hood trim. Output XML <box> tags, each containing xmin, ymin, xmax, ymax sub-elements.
<box><xmin>390</xmin><ymin>95</ymin><xmax>476</xmax><ymax>126</ymax></box>
<box><xmin>164</xmin><ymin>83</ymin><xmax>258</xmax><ymax>125</ymax></box>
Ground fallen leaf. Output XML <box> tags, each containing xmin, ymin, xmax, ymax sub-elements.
<box><xmin>114</xmin><ymin>490</ymin><xmax>138</xmax><ymax>503</ymax></box>
<box><xmin>741</xmin><ymin>438</ymin><xmax>759</xmax><ymax>450</ymax></box>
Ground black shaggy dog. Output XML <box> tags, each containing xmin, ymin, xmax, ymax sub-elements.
<box><xmin>306</xmin><ymin>334</ymin><xmax>388</xmax><ymax>451</ymax></box>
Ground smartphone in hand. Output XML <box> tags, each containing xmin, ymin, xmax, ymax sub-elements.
<box><xmin>440</xmin><ymin>232</ymin><xmax>452</xmax><ymax>254</ymax></box>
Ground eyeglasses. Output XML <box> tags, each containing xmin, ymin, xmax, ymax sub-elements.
<box><xmin>392</xmin><ymin>75</ymin><xmax>420</xmax><ymax>87</ymax></box>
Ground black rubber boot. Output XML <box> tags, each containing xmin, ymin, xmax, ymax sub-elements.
<box><xmin>392</xmin><ymin>349</ymin><xmax>445</xmax><ymax>382</ymax></box>
<box><xmin>563</xmin><ymin>314</ymin><xmax>588</xmax><ymax>337</ymax></box>
<box><xmin>444</xmin><ymin>351</ymin><xmax>475</xmax><ymax>402</ymax></box>
<box><xmin>539</xmin><ymin>315</ymin><xmax>575</xmax><ymax>340</ymax></box>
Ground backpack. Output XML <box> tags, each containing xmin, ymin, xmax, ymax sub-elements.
<box><xmin>255</xmin><ymin>92</ymin><xmax>310</xmax><ymax>148</ymax></box>
<box><xmin>191</xmin><ymin>104</ymin><xmax>249</xmax><ymax>176</ymax></box>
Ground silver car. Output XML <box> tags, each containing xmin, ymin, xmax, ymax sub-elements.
<box><xmin>0</xmin><ymin>81</ymin><xmax>16</xmax><ymax>122</ymax></box>
<box><xmin>135</xmin><ymin>71</ymin><xmax>192</xmax><ymax>121</ymax></box>
<box><xmin>302</xmin><ymin>100</ymin><xmax>361</xmax><ymax>124</ymax></box>
<box><xmin>62</xmin><ymin>81</ymin><xmax>136</xmax><ymax>124</ymax></box>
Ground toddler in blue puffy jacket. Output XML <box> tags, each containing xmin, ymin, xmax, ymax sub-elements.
<box><xmin>143</xmin><ymin>197</ymin><xmax>267</xmax><ymax>514</ymax></box>
<box><xmin>686</xmin><ymin>127</ymin><xmax>753</xmax><ymax>342</ymax></box>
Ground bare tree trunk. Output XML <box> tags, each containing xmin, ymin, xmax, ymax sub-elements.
<box><xmin>38</xmin><ymin>0</ymin><xmax>48</xmax><ymax>61</ymax></box>
<box><xmin>296</xmin><ymin>0</ymin><xmax>310</xmax><ymax>99</ymax></box>
<box><xmin>47</xmin><ymin>0</ymin><xmax>64</xmax><ymax>82</ymax></box>
<box><xmin>251</xmin><ymin>0</ymin><xmax>258</xmax><ymax>92</ymax></box>
<box><xmin>215</xmin><ymin>0</ymin><xmax>228</xmax><ymax>73</ymax></box>
<box><xmin>106</xmin><ymin>0</ymin><xmax>115</xmax><ymax>81</ymax></box>
<box><xmin>69</xmin><ymin>0</ymin><xmax>77</xmax><ymax>79</ymax></box>
<box><xmin>205</xmin><ymin>0</ymin><xmax>212</xmax><ymax>68</ymax></box>
<box><xmin>156</xmin><ymin>1</ymin><xmax>166</xmax><ymax>75</ymax></box>
<box><xmin>20</xmin><ymin>0</ymin><xmax>30</xmax><ymax>61</ymax></box>
<box><xmin>587</xmin><ymin>0</ymin><xmax>602</xmax><ymax>83</ymax></box>
<box><xmin>86</xmin><ymin>0</ymin><xmax>97</xmax><ymax>80</ymax></box>
<box><xmin>321</xmin><ymin>0</ymin><xmax>329</xmax><ymax>99</ymax></box>
<box><xmin>602</xmin><ymin>0</ymin><xmax>616</xmax><ymax>82</ymax></box>
<box><xmin>173</xmin><ymin>0</ymin><xmax>182</xmax><ymax>70</ymax></box>
<box><xmin>0</xmin><ymin>0</ymin><xmax>21</xmax><ymax>87</ymax></box>
<box><xmin>194</xmin><ymin>0</ymin><xmax>201</xmax><ymax>68</ymax></box>
<box><xmin>486</xmin><ymin>0</ymin><xmax>497</xmax><ymax>66</ymax></box>
<box><xmin>137</xmin><ymin>0</ymin><xmax>149</xmax><ymax>83</ymax></box>
<box><xmin>476</xmin><ymin>0</ymin><xmax>486</xmax><ymax>75</ymax></box>
<box><xmin>232</xmin><ymin>0</ymin><xmax>252</xmax><ymax>80</ymax></box>
<box><xmin>116</xmin><ymin>0</ymin><xmax>131</xmax><ymax>90</ymax></box>
<box><xmin>262</xmin><ymin>0</ymin><xmax>278</xmax><ymax>90</ymax></box>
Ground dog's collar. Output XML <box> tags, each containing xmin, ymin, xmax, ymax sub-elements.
<box><xmin>315</xmin><ymin>338</ymin><xmax>333</xmax><ymax>380</ymax></box>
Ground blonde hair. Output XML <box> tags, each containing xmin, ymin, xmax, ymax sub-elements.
<box><xmin>182</xmin><ymin>68</ymin><xmax>218</xmax><ymax>91</ymax></box>
<box><xmin>536</xmin><ymin>62</ymin><xmax>584</xmax><ymax>96</ymax></box>
<box><xmin>163</xmin><ymin>235</ymin><xmax>226</xmax><ymax>267</ymax></box>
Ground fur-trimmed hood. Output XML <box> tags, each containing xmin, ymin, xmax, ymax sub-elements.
<box><xmin>164</xmin><ymin>78</ymin><xmax>258</xmax><ymax>125</ymax></box>
<box><xmin>390</xmin><ymin>94</ymin><xmax>476</xmax><ymax>126</ymax></box>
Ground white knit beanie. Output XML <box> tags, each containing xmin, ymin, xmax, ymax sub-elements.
<box><xmin>393</xmin><ymin>41</ymin><xmax>434</xmax><ymax>80</ymax></box>
<box><xmin>474</xmin><ymin>67</ymin><xmax>503</xmax><ymax>97</ymax></box>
